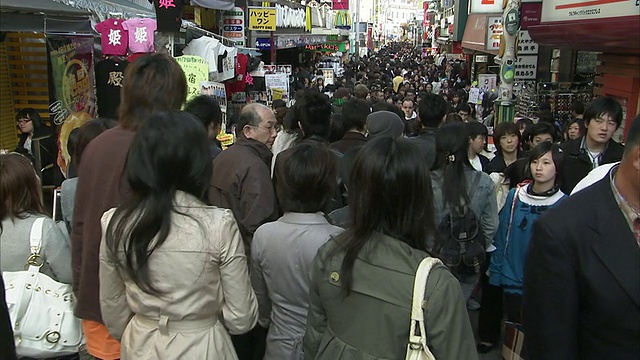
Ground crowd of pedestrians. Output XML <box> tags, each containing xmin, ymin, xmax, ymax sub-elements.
<box><xmin>1</xmin><ymin>42</ymin><xmax>639</xmax><ymax>360</ymax></box>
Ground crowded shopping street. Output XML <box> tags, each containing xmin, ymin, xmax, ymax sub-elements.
<box><xmin>0</xmin><ymin>0</ymin><xmax>639</xmax><ymax>359</ymax></box>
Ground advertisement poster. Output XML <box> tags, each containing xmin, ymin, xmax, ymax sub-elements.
<box><xmin>478</xmin><ymin>74</ymin><xmax>498</xmax><ymax>93</ymax></box>
<box><xmin>265</xmin><ymin>73</ymin><xmax>289</xmax><ymax>102</ymax></box>
<box><xmin>486</xmin><ymin>16</ymin><xmax>503</xmax><ymax>51</ymax></box>
<box><xmin>176</xmin><ymin>55</ymin><xmax>209</xmax><ymax>101</ymax></box>
<box><xmin>47</xmin><ymin>35</ymin><xmax>96</xmax><ymax>175</ymax></box>
<box><xmin>200</xmin><ymin>81</ymin><xmax>234</xmax><ymax>148</ymax></box>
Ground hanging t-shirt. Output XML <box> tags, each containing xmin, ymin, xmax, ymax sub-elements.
<box><xmin>122</xmin><ymin>18</ymin><xmax>157</xmax><ymax>53</ymax></box>
<box><xmin>182</xmin><ymin>36</ymin><xmax>221</xmax><ymax>75</ymax></box>
<box><xmin>95</xmin><ymin>58</ymin><xmax>129</xmax><ymax>119</ymax></box>
<box><xmin>96</xmin><ymin>19</ymin><xmax>129</xmax><ymax>56</ymax></box>
<box><xmin>212</xmin><ymin>45</ymin><xmax>237</xmax><ymax>82</ymax></box>
<box><xmin>154</xmin><ymin>0</ymin><xmax>184</xmax><ymax>32</ymax></box>
<box><xmin>226</xmin><ymin>53</ymin><xmax>248</xmax><ymax>94</ymax></box>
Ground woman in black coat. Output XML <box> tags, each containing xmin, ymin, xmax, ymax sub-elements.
<box><xmin>13</xmin><ymin>108</ymin><xmax>62</xmax><ymax>187</ymax></box>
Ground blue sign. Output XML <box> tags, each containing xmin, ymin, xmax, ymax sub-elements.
<box><xmin>255</xmin><ymin>37</ymin><xmax>271</xmax><ymax>50</ymax></box>
<box><xmin>223</xmin><ymin>25</ymin><xmax>243</xmax><ymax>32</ymax></box>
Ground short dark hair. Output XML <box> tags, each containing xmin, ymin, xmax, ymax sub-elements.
<box><xmin>0</xmin><ymin>153</ymin><xmax>46</xmax><ymax>222</ymax></box>
<box><xmin>515</xmin><ymin>118</ymin><xmax>534</xmax><ymax>132</ymax></box>
<box><xmin>466</xmin><ymin>121</ymin><xmax>488</xmax><ymax>139</ymax></box>
<box><xmin>525</xmin><ymin>141</ymin><xmax>564</xmax><ymax>186</ymax></box>
<box><xmin>292</xmin><ymin>90</ymin><xmax>332</xmax><ymax>140</ymax></box>
<box><xmin>371</xmin><ymin>102</ymin><xmax>405</xmax><ymax>121</ymax></box>
<box><xmin>525</xmin><ymin>122</ymin><xmax>558</xmax><ymax>143</ymax></box>
<box><xmin>342</xmin><ymin>99</ymin><xmax>371</xmax><ymax>131</ymax></box>
<box><xmin>493</xmin><ymin>122</ymin><xmax>521</xmax><ymax>154</ymax></box>
<box><xmin>278</xmin><ymin>141</ymin><xmax>337</xmax><ymax>213</ymax></box>
<box><xmin>443</xmin><ymin>113</ymin><xmax>463</xmax><ymax>124</ymax></box>
<box><xmin>455</xmin><ymin>103</ymin><xmax>472</xmax><ymax>114</ymax></box>
<box><xmin>584</xmin><ymin>96</ymin><xmax>623</xmax><ymax>128</ymax></box>
<box><xmin>15</xmin><ymin>108</ymin><xmax>45</xmax><ymax>130</ymax></box>
<box><xmin>184</xmin><ymin>95</ymin><xmax>223</xmax><ymax>130</ymax></box>
<box><xmin>418</xmin><ymin>93</ymin><xmax>448</xmax><ymax>128</ymax></box>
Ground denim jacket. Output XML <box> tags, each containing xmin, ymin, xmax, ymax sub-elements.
<box><xmin>430</xmin><ymin>168</ymin><xmax>499</xmax><ymax>251</ymax></box>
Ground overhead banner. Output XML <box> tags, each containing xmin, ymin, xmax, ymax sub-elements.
<box><xmin>249</xmin><ymin>7</ymin><xmax>277</xmax><ymax>31</ymax></box>
<box><xmin>46</xmin><ymin>35</ymin><xmax>96</xmax><ymax>175</ymax></box>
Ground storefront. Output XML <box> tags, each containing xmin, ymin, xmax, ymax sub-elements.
<box><xmin>461</xmin><ymin>13</ymin><xmax>501</xmax><ymax>83</ymax></box>
<box><xmin>0</xmin><ymin>0</ymin><xmax>92</xmax><ymax>151</ymax></box>
<box><xmin>529</xmin><ymin>0</ymin><xmax>640</xmax><ymax>141</ymax></box>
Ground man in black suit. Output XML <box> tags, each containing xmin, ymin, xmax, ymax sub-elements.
<box><xmin>523</xmin><ymin>115</ymin><xmax>639</xmax><ymax>360</ymax></box>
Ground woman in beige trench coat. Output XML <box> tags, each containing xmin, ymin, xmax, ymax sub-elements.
<box><xmin>99</xmin><ymin>111</ymin><xmax>258</xmax><ymax>360</ymax></box>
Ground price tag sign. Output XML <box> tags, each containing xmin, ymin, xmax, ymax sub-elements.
<box><xmin>249</xmin><ymin>7</ymin><xmax>277</xmax><ymax>31</ymax></box>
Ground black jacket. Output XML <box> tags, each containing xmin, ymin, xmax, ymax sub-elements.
<box><xmin>13</xmin><ymin>125</ymin><xmax>63</xmax><ymax>187</ymax></box>
<box><xmin>559</xmin><ymin>137</ymin><xmax>624</xmax><ymax>194</ymax></box>
<box><xmin>409</xmin><ymin>127</ymin><xmax>437</xmax><ymax>170</ymax></box>
<box><xmin>523</xmin><ymin>175</ymin><xmax>639</xmax><ymax>360</ymax></box>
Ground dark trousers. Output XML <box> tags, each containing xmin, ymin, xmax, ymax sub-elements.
<box><xmin>232</xmin><ymin>325</ymin><xmax>268</xmax><ymax>360</ymax></box>
<box><xmin>478</xmin><ymin>251</ymin><xmax>504</xmax><ymax>344</ymax></box>
<box><xmin>503</xmin><ymin>292</ymin><xmax>523</xmax><ymax>324</ymax></box>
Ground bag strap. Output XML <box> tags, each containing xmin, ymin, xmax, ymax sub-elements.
<box><xmin>503</xmin><ymin>186</ymin><xmax>522</xmax><ymax>256</ymax></box>
<box><xmin>408</xmin><ymin>257</ymin><xmax>443</xmax><ymax>353</ymax></box>
<box><xmin>26</xmin><ymin>217</ymin><xmax>46</xmax><ymax>272</ymax></box>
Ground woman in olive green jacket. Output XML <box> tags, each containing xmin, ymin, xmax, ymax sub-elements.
<box><xmin>304</xmin><ymin>137</ymin><xmax>477</xmax><ymax>360</ymax></box>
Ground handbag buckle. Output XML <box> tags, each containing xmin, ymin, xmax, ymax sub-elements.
<box><xmin>45</xmin><ymin>331</ymin><xmax>61</xmax><ymax>344</ymax></box>
<box><xmin>25</xmin><ymin>254</ymin><xmax>44</xmax><ymax>268</ymax></box>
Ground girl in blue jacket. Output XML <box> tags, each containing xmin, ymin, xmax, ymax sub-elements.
<box><xmin>489</xmin><ymin>141</ymin><xmax>567</xmax><ymax>323</ymax></box>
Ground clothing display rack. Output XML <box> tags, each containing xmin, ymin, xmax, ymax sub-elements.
<box><xmin>181</xmin><ymin>21</ymin><xmax>236</xmax><ymax>47</ymax></box>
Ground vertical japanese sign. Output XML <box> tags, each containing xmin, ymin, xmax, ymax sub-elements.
<box><xmin>46</xmin><ymin>35</ymin><xmax>96</xmax><ymax>175</ymax></box>
<box><xmin>249</xmin><ymin>7</ymin><xmax>277</xmax><ymax>31</ymax></box>
<box><xmin>486</xmin><ymin>16</ymin><xmax>503</xmax><ymax>51</ymax></box>
<box><xmin>223</xmin><ymin>7</ymin><xmax>245</xmax><ymax>47</ymax></box>
<box><xmin>176</xmin><ymin>55</ymin><xmax>209</xmax><ymax>102</ymax></box>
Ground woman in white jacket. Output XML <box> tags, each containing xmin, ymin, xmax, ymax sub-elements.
<box><xmin>99</xmin><ymin>111</ymin><xmax>258</xmax><ymax>360</ymax></box>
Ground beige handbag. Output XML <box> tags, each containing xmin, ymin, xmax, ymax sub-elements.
<box><xmin>404</xmin><ymin>257</ymin><xmax>442</xmax><ymax>360</ymax></box>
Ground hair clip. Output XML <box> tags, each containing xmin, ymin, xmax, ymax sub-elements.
<box><xmin>445</xmin><ymin>153</ymin><xmax>456</xmax><ymax>163</ymax></box>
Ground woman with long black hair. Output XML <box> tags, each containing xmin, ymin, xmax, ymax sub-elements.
<box><xmin>429</xmin><ymin>123</ymin><xmax>498</xmax><ymax>307</ymax></box>
<box><xmin>304</xmin><ymin>136</ymin><xmax>476</xmax><ymax>359</ymax></box>
<box><xmin>99</xmin><ymin>111</ymin><xmax>258</xmax><ymax>359</ymax></box>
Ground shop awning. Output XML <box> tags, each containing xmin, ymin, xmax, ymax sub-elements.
<box><xmin>461</xmin><ymin>13</ymin><xmax>499</xmax><ymax>56</ymax></box>
<box><xmin>528</xmin><ymin>16</ymin><xmax>640</xmax><ymax>54</ymax></box>
<box><xmin>0</xmin><ymin>0</ymin><xmax>92</xmax><ymax>33</ymax></box>
<box><xmin>191</xmin><ymin>0</ymin><xmax>236</xmax><ymax>11</ymax></box>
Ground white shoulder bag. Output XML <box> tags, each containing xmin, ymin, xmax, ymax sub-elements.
<box><xmin>3</xmin><ymin>217</ymin><xmax>84</xmax><ymax>358</ymax></box>
<box><xmin>405</xmin><ymin>256</ymin><xmax>442</xmax><ymax>360</ymax></box>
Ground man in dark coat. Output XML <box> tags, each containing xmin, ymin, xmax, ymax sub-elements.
<box><xmin>560</xmin><ymin>96</ymin><xmax>625</xmax><ymax>193</ymax></box>
<box><xmin>410</xmin><ymin>93</ymin><xmax>448</xmax><ymax>169</ymax></box>
<box><xmin>523</xmin><ymin>115</ymin><xmax>640</xmax><ymax>360</ymax></box>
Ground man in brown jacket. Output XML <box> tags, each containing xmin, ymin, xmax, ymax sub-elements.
<box><xmin>209</xmin><ymin>102</ymin><xmax>279</xmax><ymax>360</ymax></box>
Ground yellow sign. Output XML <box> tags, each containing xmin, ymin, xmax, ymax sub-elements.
<box><xmin>249</xmin><ymin>7</ymin><xmax>276</xmax><ymax>31</ymax></box>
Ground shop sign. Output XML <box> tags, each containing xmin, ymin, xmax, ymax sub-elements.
<box><xmin>255</xmin><ymin>37</ymin><xmax>271</xmax><ymax>50</ymax></box>
<box><xmin>276</xmin><ymin>4</ymin><xmax>306</xmax><ymax>28</ymax></box>
<box><xmin>176</xmin><ymin>55</ymin><xmax>209</xmax><ymax>101</ymax></box>
<box><xmin>486</xmin><ymin>16</ymin><xmax>502</xmax><ymax>51</ymax></box>
<box><xmin>276</xmin><ymin>35</ymin><xmax>326</xmax><ymax>49</ymax></box>
<box><xmin>515</xmin><ymin>55</ymin><xmax>538</xmax><ymax>80</ymax></box>
<box><xmin>222</xmin><ymin>7</ymin><xmax>245</xmax><ymax>47</ymax></box>
<box><xmin>470</xmin><ymin>0</ymin><xmax>503</xmax><ymax>14</ymax></box>
<box><xmin>541</xmin><ymin>0</ymin><xmax>640</xmax><ymax>22</ymax></box>
<box><xmin>249</xmin><ymin>7</ymin><xmax>276</xmax><ymax>31</ymax></box>
<box><xmin>475</xmin><ymin>54</ymin><xmax>488</xmax><ymax>63</ymax></box>
<box><xmin>478</xmin><ymin>73</ymin><xmax>498</xmax><ymax>92</ymax></box>
<box><xmin>305</xmin><ymin>43</ymin><xmax>342</xmax><ymax>51</ymax></box>
<box><xmin>517</xmin><ymin>30</ymin><xmax>539</xmax><ymax>55</ymax></box>
<box><xmin>520</xmin><ymin>2</ymin><xmax>542</xmax><ymax>29</ymax></box>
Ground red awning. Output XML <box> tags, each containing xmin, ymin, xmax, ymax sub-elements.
<box><xmin>528</xmin><ymin>15</ymin><xmax>640</xmax><ymax>54</ymax></box>
<box><xmin>461</xmin><ymin>14</ymin><xmax>500</xmax><ymax>55</ymax></box>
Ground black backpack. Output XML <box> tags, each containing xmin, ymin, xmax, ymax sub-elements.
<box><xmin>436</xmin><ymin>172</ymin><xmax>486</xmax><ymax>274</ymax></box>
